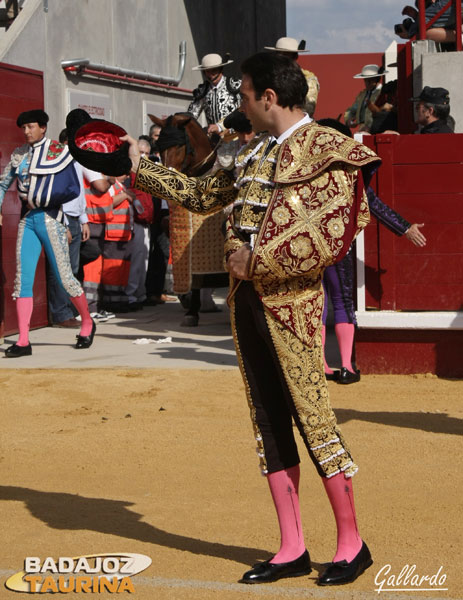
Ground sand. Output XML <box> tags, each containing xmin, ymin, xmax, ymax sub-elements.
<box><xmin>0</xmin><ymin>369</ymin><xmax>461</xmax><ymax>599</ymax></box>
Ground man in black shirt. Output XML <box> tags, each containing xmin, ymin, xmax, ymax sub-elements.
<box><xmin>412</xmin><ymin>86</ymin><xmax>454</xmax><ymax>134</ymax></box>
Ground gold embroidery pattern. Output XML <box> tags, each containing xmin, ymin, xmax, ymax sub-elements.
<box><xmin>275</xmin><ymin>123</ymin><xmax>379</xmax><ymax>184</ymax></box>
<box><xmin>235</xmin><ymin>142</ymin><xmax>279</xmax><ymax>232</ymax></box>
<box><xmin>254</xmin><ymin>166</ymin><xmax>360</xmax><ymax>283</ymax></box>
<box><xmin>13</xmin><ymin>213</ymin><xmax>83</xmax><ymax>298</ymax></box>
<box><xmin>249</xmin><ymin>164</ymin><xmax>369</xmax><ymax>347</ymax></box>
<box><xmin>136</xmin><ymin>157</ymin><xmax>236</xmax><ymax>215</ymax></box>
<box><xmin>224</xmin><ymin>219</ymin><xmax>245</xmax><ymax>261</ymax></box>
<box><xmin>258</xmin><ymin>282</ymin><xmax>325</xmax><ymax>348</ymax></box>
<box><xmin>264</xmin><ymin>312</ymin><xmax>358</xmax><ymax>479</ymax></box>
<box><xmin>169</xmin><ymin>205</ymin><xmax>226</xmax><ymax>294</ymax></box>
<box><xmin>44</xmin><ymin>215</ymin><xmax>83</xmax><ymax>297</ymax></box>
<box><xmin>13</xmin><ymin>218</ymin><xmax>26</xmax><ymax>298</ymax></box>
<box><xmin>229</xmin><ymin>296</ymin><xmax>268</xmax><ymax>475</ymax></box>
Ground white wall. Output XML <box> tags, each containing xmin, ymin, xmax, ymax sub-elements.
<box><xmin>0</xmin><ymin>0</ymin><xmax>200</xmax><ymax>139</ymax></box>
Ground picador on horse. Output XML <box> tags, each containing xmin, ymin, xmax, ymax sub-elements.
<box><xmin>149</xmin><ymin>53</ymin><xmax>242</xmax><ymax>325</ymax></box>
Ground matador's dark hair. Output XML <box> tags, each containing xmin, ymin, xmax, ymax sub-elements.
<box><xmin>241</xmin><ymin>52</ymin><xmax>308</xmax><ymax>109</ymax></box>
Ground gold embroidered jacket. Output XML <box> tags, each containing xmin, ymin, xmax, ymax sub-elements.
<box><xmin>135</xmin><ymin>122</ymin><xmax>380</xmax><ymax>347</ymax></box>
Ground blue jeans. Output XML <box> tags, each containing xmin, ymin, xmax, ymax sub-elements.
<box><xmin>47</xmin><ymin>216</ymin><xmax>82</xmax><ymax>322</ymax></box>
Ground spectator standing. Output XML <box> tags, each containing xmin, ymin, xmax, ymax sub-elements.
<box><xmin>125</xmin><ymin>139</ymin><xmax>154</xmax><ymax>311</ymax></box>
<box><xmin>148</xmin><ymin>125</ymin><xmax>161</xmax><ymax>158</ymax></box>
<box><xmin>47</xmin><ymin>128</ymin><xmax>91</xmax><ymax>328</ymax></box>
<box><xmin>77</xmin><ymin>168</ymin><xmax>115</xmax><ymax>321</ymax></box>
<box><xmin>141</xmin><ymin>133</ymin><xmax>172</xmax><ymax>306</ymax></box>
<box><xmin>82</xmin><ymin>176</ymin><xmax>133</xmax><ymax>314</ymax></box>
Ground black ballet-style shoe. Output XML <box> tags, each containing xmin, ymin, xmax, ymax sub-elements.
<box><xmin>317</xmin><ymin>541</ymin><xmax>373</xmax><ymax>586</ymax></box>
<box><xmin>325</xmin><ymin>370</ymin><xmax>340</xmax><ymax>381</ymax></box>
<box><xmin>75</xmin><ymin>320</ymin><xmax>96</xmax><ymax>349</ymax></box>
<box><xmin>5</xmin><ymin>343</ymin><xmax>32</xmax><ymax>358</ymax></box>
<box><xmin>240</xmin><ymin>550</ymin><xmax>311</xmax><ymax>584</ymax></box>
<box><xmin>338</xmin><ymin>367</ymin><xmax>361</xmax><ymax>385</ymax></box>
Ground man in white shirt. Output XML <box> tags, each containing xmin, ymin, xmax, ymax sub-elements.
<box><xmin>48</xmin><ymin>129</ymin><xmax>109</xmax><ymax>326</ymax></box>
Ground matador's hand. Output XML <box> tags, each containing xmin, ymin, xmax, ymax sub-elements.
<box><xmin>120</xmin><ymin>134</ymin><xmax>141</xmax><ymax>173</ymax></box>
<box><xmin>227</xmin><ymin>244</ymin><xmax>253</xmax><ymax>280</ymax></box>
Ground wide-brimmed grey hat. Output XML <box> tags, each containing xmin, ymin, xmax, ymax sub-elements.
<box><xmin>264</xmin><ymin>37</ymin><xmax>310</xmax><ymax>53</ymax></box>
<box><xmin>192</xmin><ymin>53</ymin><xmax>233</xmax><ymax>71</ymax></box>
<box><xmin>353</xmin><ymin>64</ymin><xmax>387</xmax><ymax>79</ymax></box>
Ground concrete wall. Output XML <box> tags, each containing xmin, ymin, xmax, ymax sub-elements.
<box><xmin>0</xmin><ymin>0</ymin><xmax>198</xmax><ymax>138</ymax></box>
<box><xmin>0</xmin><ymin>0</ymin><xmax>286</xmax><ymax>139</ymax></box>
<box><xmin>420</xmin><ymin>52</ymin><xmax>463</xmax><ymax>133</ymax></box>
<box><xmin>412</xmin><ymin>41</ymin><xmax>463</xmax><ymax>133</ymax></box>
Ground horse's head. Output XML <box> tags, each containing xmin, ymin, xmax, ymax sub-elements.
<box><xmin>148</xmin><ymin>112</ymin><xmax>216</xmax><ymax>176</ymax></box>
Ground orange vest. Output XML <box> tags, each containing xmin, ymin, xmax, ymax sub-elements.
<box><xmin>83</xmin><ymin>178</ymin><xmax>113</xmax><ymax>224</ymax></box>
<box><xmin>105</xmin><ymin>180</ymin><xmax>132</xmax><ymax>242</ymax></box>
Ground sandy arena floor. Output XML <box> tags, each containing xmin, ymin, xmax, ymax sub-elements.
<box><xmin>0</xmin><ymin>369</ymin><xmax>462</xmax><ymax>599</ymax></box>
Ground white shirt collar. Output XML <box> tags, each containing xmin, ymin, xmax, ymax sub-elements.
<box><xmin>274</xmin><ymin>113</ymin><xmax>312</xmax><ymax>145</ymax></box>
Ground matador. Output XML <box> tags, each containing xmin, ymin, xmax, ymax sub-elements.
<box><xmin>83</xmin><ymin>53</ymin><xmax>380</xmax><ymax>588</ymax></box>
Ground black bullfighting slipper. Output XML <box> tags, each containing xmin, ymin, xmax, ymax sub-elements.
<box><xmin>75</xmin><ymin>320</ymin><xmax>96</xmax><ymax>349</ymax></box>
<box><xmin>240</xmin><ymin>550</ymin><xmax>311</xmax><ymax>584</ymax></box>
<box><xmin>5</xmin><ymin>343</ymin><xmax>32</xmax><ymax>358</ymax></box>
<box><xmin>325</xmin><ymin>370</ymin><xmax>340</xmax><ymax>381</ymax></box>
<box><xmin>318</xmin><ymin>541</ymin><xmax>372</xmax><ymax>586</ymax></box>
<box><xmin>338</xmin><ymin>367</ymin><xmax>361</xmax><ymax>384</ymax></box>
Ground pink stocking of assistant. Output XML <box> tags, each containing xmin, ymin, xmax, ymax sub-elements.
<box><xmin>16</xmin><ymin>297</ymin><xmax>33</xmax><ymax>346</ymax></box>
<box><xmin>334</xmin><ymin>323</ymin><xmax>355</xmax><ymax>372</ymax></box>
<box><xmin>267</xmin><ymin>466</ymin><xmax>306</xmax><ymax>564</ymax></box>
<box><xmin>321</xmin><ymin>325</ymin><xmax>334</xmax><ymax>374</ymax></box>
<box><xmin>71</xmin><ymin>293</ymin><xmax>93</xmax><ymax>337</ymax></box>
<box><xmin>323</xmin><ymin>473</ymin><xmax>362</xmax><ymax>563</ymax></box>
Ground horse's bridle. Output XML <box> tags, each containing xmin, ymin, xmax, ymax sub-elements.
<box><xmin>157</xmin><ymin>116</ymin><xmax>219</xmax><ymax>176</ymax></box>
<box><xmin>186</xmin><ymin>137</ymin><xmax>222</xmax><ymax>175</ymax></box>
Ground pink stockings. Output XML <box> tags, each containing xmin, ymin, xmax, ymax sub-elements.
<box><xmin>16</xmin><ymin>297</ymin><xmax>33</xmax><ymax>346</ymax></box>
<box><xmin>267</xmin><ymin>466</ymin><xmax>306</xmax><ymax>563</ymax></box>
<box><xmin>322</xmin><ymin>323</ymin><xmax>356</xmax><ymax>374</ymax></box>
<box><xmin>16</xmin><ymin>293</ymin><xmax>92</xmax><ymax>344</ymax></box>
<box><xmin>70</xmin><ymin>293</ymin><xmax>93</xmax><ymax>336</ymax></box>
<box><xmin>335</xmin><ymin>323</ymin><xmax>355</xmax><ymax>373</ymax></box>
<box><xmin>267</xmin><ymin>466</ymin><xmax>362</xmax><ymax>564</ymax></box>
<box><xmin>323</xmin><ymin>472</ymin><xmax>362</xmax><ymax>562</ymax></box>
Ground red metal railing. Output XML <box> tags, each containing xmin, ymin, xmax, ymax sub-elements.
<box><xmin>415</xmin><ymin>0</ymin><xmax>462</xmax><ymax>50</ymax></box>
<box><xmin>63</xmin><ymin>66</ymin><xmax>193</xmax><ymax>95</ymax></box>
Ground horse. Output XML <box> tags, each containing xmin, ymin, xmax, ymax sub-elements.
<box><xmin>147</xmin><ymin>112</ymin><xmax>227</xmax><ymax>326</ymax></box>
<box><xmin>148</xmin><ymin>112</ymin><xmax>217</xmax><ymax>177</ymax></box>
